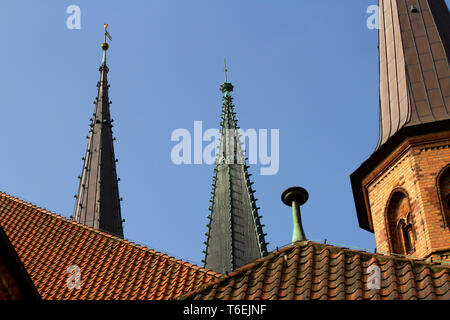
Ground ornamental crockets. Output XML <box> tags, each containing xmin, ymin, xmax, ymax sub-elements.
<box><xmin>202</xmin><ymin>73</ymin><xmax>268</xmax><ymax>274</ymax></box>
<box><xmin>73</xmin><ymin>27</ymin><xmax>124</xmax><ymax>238</ymax></box>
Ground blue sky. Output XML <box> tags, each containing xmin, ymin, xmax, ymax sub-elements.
<box><xmin>2</xmin><ymin>1</ymin><xmax>446</xmax><ymax>266</ymax></box>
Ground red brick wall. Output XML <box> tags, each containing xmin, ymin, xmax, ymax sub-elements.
<box><xmin>367</xmin><ymin>138</ymin><xmax>450</xmax><ymax>260</ymax></box>
<box><xmin>386</xmin><ymin>191</ymin><xmax>414</xmax><ymax>254</ymax></box>
<box><xmin>438</xmin><ymin>166</ymin><xmax>450</xmax><ymax>227</ymax></box>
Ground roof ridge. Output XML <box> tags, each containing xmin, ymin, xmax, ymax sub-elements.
<box><xmin>177</xmin><ymin>242</ymin><xmax>303</xmax><ymax>300</ymax></box>
<box><xmin>0</xmin><ymin>191</ymin><xmax>219</xmax><ymax>277</ymax></box>
<box><xmin>178</xmin><ymin>240</ymin><xmax>450</xmax><ymax>300</ymax></box>
<box><xmin>305</xmin><ymin>239</ymin><xmax>450</xmax><ymax>267</ymax></box>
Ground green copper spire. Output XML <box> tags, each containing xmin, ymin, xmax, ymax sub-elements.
<box><xmin>203</xmin><ymin>63</ymin><xmax>268</xmax><ymax>274</ymax></box>
<box><xmin>224</xmin><ymin>58</ymin><xmax>228</xmax><ymax>82</ymax></box>
<box><xmin>220</xmin><ymin>58</ymin><xmax>234</xmax><ymax>94</ymax></box>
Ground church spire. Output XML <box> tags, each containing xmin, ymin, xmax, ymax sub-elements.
<box><xmin>73</xmin><ymin>25</ymin><xmax>124</xmax><ymax>238</ymax></box>
<box><xmin>203</xmin><ymin>63</ymin><xmax>268</xmax><ymax>274</ymax></box>
<box><xmin>351</xmin><ymin>1</ymin><xmax>450</xmax><ymax>261</ymax></box>
<box><xmin>374</xmin><ymin>0</ymin><xmax>449</xmax><ymax>151</ymax></box>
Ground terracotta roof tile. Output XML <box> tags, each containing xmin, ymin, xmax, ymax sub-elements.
<box><xmin>179</xmin><ymin>241</ymin><xmax>450</xmax><ymax>300</ymax></box>
<box><xmin>0</xmin><ymin>191</ymin><xmax>219</xmax><ymax>300</ymax></box>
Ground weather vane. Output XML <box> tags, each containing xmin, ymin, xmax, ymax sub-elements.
<box><xmin>104</xmin><ymin>24</ymin><xmax>112</xmax><ymax>43</ymax></box>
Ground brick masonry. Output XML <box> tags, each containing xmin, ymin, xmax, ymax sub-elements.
<box><xmin>367</xmin><ymin>134</ymin><xmax>450</xmax><ymax>260</ymax></box>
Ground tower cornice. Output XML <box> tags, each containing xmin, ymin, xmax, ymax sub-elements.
<box><xmin>351</xmin><ymin>0</ymin><xmax>450</xmax><ymax>232</ymax></box>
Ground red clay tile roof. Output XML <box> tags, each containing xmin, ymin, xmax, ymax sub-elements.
<box><xmin>0</xmin><ymin>191</ymin><xmax>219</xmax><ymax>300</ymax></box>
<box><xmin>179</xmin><ymin>241</ymin><xmax>450</xmax><ymax>300</ymax></box>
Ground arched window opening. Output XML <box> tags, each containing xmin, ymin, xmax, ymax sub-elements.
<box><xmin>437</xmin><ymin>166</ymin><xmax>450</xmax><ymax>227</ymax></box>
<box><xmin>401</xmin><ymin>223</ymin><xmax>414</xmax><ymax>254</ymax></box>
<box><xmin>387</xmin><ymin>190</ymin><xmax>415</xmax><ymax>255</ymax></box>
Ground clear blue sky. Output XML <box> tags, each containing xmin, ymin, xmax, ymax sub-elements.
<box><xmin>1</xmin><ymin>1</ymin><xmax>447</xmax><ymax>266</ymax></box>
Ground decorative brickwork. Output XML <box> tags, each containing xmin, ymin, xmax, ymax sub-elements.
<box><xmin>366</xmin><ymin>134</ymin><xmax>450</xmax><ymax>260</ymax></box>
<box><xmin>351</xmin><ymin>0</ymin><xmax>450</xmax><ymax>263</ymax></box>
<box><xmin>385</xmin><ymin>189</ymin><xmax>416</xmax><ymax>255</ymax></box>
<box><xmin>437</xmin><ymin>164</ymin><xmax>450</xmax><ymax>227</ymax></box>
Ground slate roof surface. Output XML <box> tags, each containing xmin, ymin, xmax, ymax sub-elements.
<box><xmin>0</xmin><ymin>192</ymin><xmax>219</xmax><ymax>300</ymax></box>
<box><xmin>180</xmin><ymin>241</ymin><xmax>450</xmax><ymax>300</ymax></box>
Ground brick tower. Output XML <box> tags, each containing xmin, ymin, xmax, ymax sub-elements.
<box><xmin>351</xmin><ymin>0</ymin><xmax>449</xmax><ymax>261</ymax></box>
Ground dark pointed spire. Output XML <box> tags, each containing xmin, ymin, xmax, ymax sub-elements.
<box><xmin>351</xmin><ymin>0</ymin><xmax>450</xmax><ymax>232</ymax></box>
<box><xmin>203</xmin><ymin>63</ymin><xmax>268</xmax><ymax>274</ymax></box>
<box><xmin>73</xmin><ymin>25</ymin><xmax>124</xmax><ymax>238</ymax></box>
<box><xmin>375</xmin><ymin>0</ymin><xmax>449</xmax><ymax>150</ymax></box>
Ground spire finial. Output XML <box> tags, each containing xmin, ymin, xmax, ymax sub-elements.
<box><xmin>282</xmin><ymin>186</ymin><xmax>308</xmax><ymax>243</ymax></box>
<box><xmin>224</xmin><ymin>58</ymin><xmax>228</xmax><ymax>83</ymax></box>
<box><xmin>220</xmin><ymin>59</ymin><xmax>233</xmax><ymax>94</ymax></box>
<box><xmin>101</xmin><ymin>24</ymin><xmax>112</xmax><ymax>51</ymax></box>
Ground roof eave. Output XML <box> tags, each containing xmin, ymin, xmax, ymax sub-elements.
<box><xmin>350</xmin><ymin>119</ymin><xmax>450</xmax><ymax>233</ymax></box>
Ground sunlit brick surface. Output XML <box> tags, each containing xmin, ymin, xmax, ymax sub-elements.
<box><xmin>367</xmin><ymin>137</ymin><xmax>450</xmax><ymax>259</ymax></box>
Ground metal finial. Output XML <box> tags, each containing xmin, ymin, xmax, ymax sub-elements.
<box><xmin>101</xmin><ymin>24</ymin><xmax>112</xmax><ymax>52</ymax></box>
<box><xmin>220</xmin><ymin>59</ymin><xmax>233</xmax><ymax>93</ymax></box>
<box><xmin>282</xmin><ymin>186</ymin><xmax>308</xmax><ymax>243</ymax></box>
<box><xmin>104</xmin><ymin>24</ymin><xmax>112</xmax><ymax>42</ymax></box>
<box><xmin>224</xmin><ymin>58</ymin><xmax>228</xmax><ymax>83</ymax></box>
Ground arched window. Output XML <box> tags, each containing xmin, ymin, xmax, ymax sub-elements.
<box><xmin>400</xmin><ymin>221</ymin><xmax>414</xmax><ymax>254</ymax></box>
<box><xmin>437</xmin><ymin>165</ymin><xmax>450</xmax><ymax>228</ymax></box>
<box><xmin>386</xmin><ymin>190</ymin><xmax>415</xmax><ymax>255</ymax></box>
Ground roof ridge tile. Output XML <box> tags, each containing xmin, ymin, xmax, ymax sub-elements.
<box><xmin>0</xmin><ymin>191</ymin><xmax>217</xmax><ymax>275</ymax></box>
<box><xmin>0</xmin><ymin>191</ymin><xmax>220</xmax><ymax>299</ymax></box>
<box><xmin>179</xmin><ymin>241</ymin><xmax>450</xmax><ymax>300</ymax></box>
